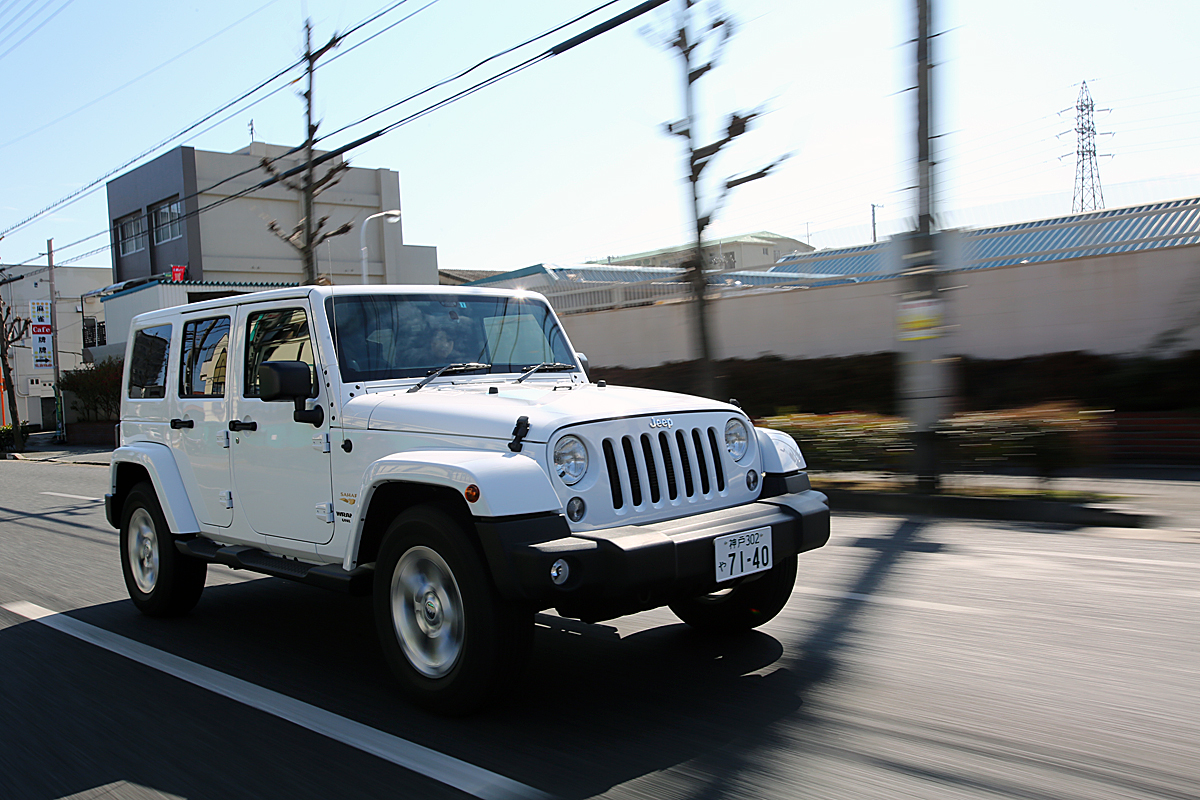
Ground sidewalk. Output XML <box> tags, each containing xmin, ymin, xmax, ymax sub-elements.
<box><xmin>4</xmin><ymin>432</ymin><xmax>114</xmax><ymax>466</ymax></box>
<box><xmin>6</xmin><ymin>435</ymin><xmax>1198</xmax><ymax>536</ymax></box>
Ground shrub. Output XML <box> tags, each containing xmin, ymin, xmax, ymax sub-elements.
<box><xmin>0</xmin><ymin>423</ymin><xmax>35</xmax><ymax>452</ymax></box>
<box><xmin>759</xmin><ymin>405</ymin><xmax>1103</xmax><ymax>477</ymax></box>
<box><xmin>58</xmin><ymin>357</ymin><xmax>123</xmax><ymax>422</ymax></box>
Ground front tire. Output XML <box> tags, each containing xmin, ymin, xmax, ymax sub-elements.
<box><xmin>119</xmin><ymin>482</ymin><xmax>207</xmax><ymax>617</ymax></box>
<box><xmin>373</xmin><ymin>505</ymin><xmax>532</xmax><ymax>714</ymax></box>
<box><xmin>668</xmin><ymin>554</ymin><xmax>798</xmax><ymax>634</ymax></box>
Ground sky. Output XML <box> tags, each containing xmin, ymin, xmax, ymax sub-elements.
<box><xmin>2</xmin><ymin>0</ymin><xmax>1199</xmax><ymax>277</ymax></box>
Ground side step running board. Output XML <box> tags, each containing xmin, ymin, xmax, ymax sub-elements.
<box><xmin>177</xmin><ymin>537</ymin><xmax>373</xmax><ymax>596</ymax></box>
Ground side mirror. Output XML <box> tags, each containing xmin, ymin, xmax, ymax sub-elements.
<box><xmin>258</xmin><ymin>362</ymin><xmax>324</xmax><ymax>427</ymax></box>
<box><xmin>258</xmin><ymin>361</ymin><xmax>313</xmax><ymax>402</ymax></box>
<box><xmin>575</xmin><ymin>351</ymin><xmax>589</xmax><ymax>379</ymax></box>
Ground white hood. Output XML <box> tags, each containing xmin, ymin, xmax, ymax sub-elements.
<box><xmin>342</xmin><ymin>381</ymin><xmax>738</xmax><ymax>443</ymax></box>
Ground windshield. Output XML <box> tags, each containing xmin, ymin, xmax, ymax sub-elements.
<box><xmin>326</xmin><ymin>294</ymin><xmax>577</xmax><ymax>383</ymax></box>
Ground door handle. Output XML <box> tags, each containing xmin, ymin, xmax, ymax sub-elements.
<box><xmin>170</xmin><ymin>418</ymin><xmax>194</xmax><ymax>429</ymax></box>
<box><xmin>228</xmin><ymin>420</ymin><xmax>258</xmax><ymax>432</ymax></box>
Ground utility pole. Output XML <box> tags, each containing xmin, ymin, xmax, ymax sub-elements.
<box><xmin>302</xmin><ymin>21</ymin><xmax>319</xmax><ymax>285</ymax></box>
<box><xmin>871</xmin><ymin>203</ymin><xmax>884</xmax><ymax>243</ymax></box>
<box><xmin>47</xmin><ymin>238</ymin><xmax>64</xmax><ymax>442</ymax></box>
<box><xmin>898</xmin><ymin>0</ymin><xmax>945</xmax><ymax>494</ymax></box>
<box><xmin>264</xmin><ymin>21</ymin><xmax>350</xmax><ymax>285</ymax></box>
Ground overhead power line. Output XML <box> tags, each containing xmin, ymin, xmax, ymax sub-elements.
<box><xmin>0</xmin><ymin>0</ymin><xmax>283</xmax><ymax>149</ymax></box>
<box><xmin>318</xmin><ymin>0</ymin><xmax>623</xmax><ymax>143</ymax></box>
<box><xmin>0</xmin><ymin>57</ymin><xmax>304</xmax><ymax>241</ymax></box>
<box><xmin>15</xmin><ymin>0</ymin><xmax>668</xmax><ymax>267</ymax></box>
<box><xmin>0</xmin><ymin>0</ymin><xmax>433</xmax><ymax>241</ymax></box>
<box><xmin>0</xmin><ymin>0</ymin><xmax>74</xmax><ymax>63</ymax></box>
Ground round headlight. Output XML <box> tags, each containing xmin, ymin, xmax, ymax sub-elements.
<box><xmin>554</xmin><ymin>435</ymin><xmax>588</xmax><ymax>485</ymax></box>
<box><xmin>725</xmin><ymin>418</ymin><xmax>750</xmax><ymax>461</ymax></box>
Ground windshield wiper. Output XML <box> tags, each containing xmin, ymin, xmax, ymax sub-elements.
<box><xmin>407</xmin><ymin>362</ymin><xmax>491</xmax><ymax>393</ymax></box>
<box><xmin>515</xmin><ymin>362</ymin><xmax>576</xmax><ymax>383</ymax></box>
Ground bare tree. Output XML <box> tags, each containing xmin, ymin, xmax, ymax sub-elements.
<box><xmin>663</xmin><ymin>0</ymin><xmax>789</xmax><ymax>398</ymax></box>
<box><xmin>0</xmin><ymin>294</ymin><xmax>31</xmax><ymax>451</ymax></box>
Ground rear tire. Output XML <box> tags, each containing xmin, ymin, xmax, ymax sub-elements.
<box><xmin>668</xmin><ymin>554</ymin><xmax>797</xmax><ymax>634</ymax></box>
<box><xmin>119</xmin><ymin>482</ymin><xmax>207</xmax><ymax>617</ymax></box>
<box><xmin>373</xmin><ymin>505</ymin><xmax>532</xmax><ymax>715</ymax></box>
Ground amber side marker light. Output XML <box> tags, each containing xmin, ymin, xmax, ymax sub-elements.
<box><xmin>464</xmin><ymin>484</ymin><xmax>481</xmax><ymax>503</ymax></box>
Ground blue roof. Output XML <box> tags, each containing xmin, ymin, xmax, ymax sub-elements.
<box><xmin>772</xmin><ymin>196</ymin><xmax>1200</xmax><ymax>279</ymax></box>
<box><xmin>470</xmin><ymin>197</ymin><xmax>1200</xmax><ymax>295</ymax></box>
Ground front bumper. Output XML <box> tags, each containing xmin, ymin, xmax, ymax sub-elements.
<box><xmin>475</xmin><ymin>481</ymin><xmax>829</xmax><ymax>617</ymax></box>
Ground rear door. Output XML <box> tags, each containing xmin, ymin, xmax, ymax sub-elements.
<box><xmin>230</xmin><ymin>300</ymin><xmax>335</xmax><ymax>544</ymax></box>
<box><xmin>171</xmin><ymin>313</ymin><xmax>233</xmax><ymax>528</ymax></box>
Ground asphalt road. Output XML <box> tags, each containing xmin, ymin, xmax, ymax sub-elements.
<box><xmin>2</xmin><ymin>459</ymin><xmax>1198</xmax><ymax>800</ymax></box>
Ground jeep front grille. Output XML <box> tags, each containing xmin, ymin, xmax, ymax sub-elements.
<box><xmin>602</xmin><ymin>428</ymin><xmax>726</xmax><ymax>510</ymax></box>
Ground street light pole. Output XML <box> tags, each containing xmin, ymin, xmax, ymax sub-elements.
<box><xmin>359</xmin><ymin>209</ymin><xmax>401</xmax><ymax>284</ymax></box>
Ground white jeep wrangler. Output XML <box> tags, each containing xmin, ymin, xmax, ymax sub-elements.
<box><xmin>107</xmin><ymin>285</ymin><xmax>829</xmax><ymax>713</ymax></box>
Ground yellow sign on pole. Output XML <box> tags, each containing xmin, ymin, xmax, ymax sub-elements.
<box><xmin>897</xmin><ymin>298</ymin><xmax>943</xmax><ymax>341</ymax></box>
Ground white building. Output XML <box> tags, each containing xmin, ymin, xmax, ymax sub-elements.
<box><xmin>0</xmin><ymin>264</ymin><xmax>110</xmax><ymax>429</ymax></box>
<box><xmin>593</xmin><ymin>231</ymin><xmax>811</xmax><ymax>271</ymax></box>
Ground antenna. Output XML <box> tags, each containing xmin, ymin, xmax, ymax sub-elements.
<box><xmin>1072</xmin><ymin>82</ymin><xmax>1105</xmax><ymax>213</ymax></box>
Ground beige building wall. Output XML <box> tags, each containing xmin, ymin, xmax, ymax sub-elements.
<box><xmin>194</xmin><ymin>143</ymin><xmax>437</xmax><ymax>286</ymax></box>
<box><xmin>559</xmin><ymin>245</ymin><xmax>1200</xmax><ymax>368</ymax></box>
<box><xmin>1</xmin><ymin>265</ymin><xmax>110</xmax><ymax>427</ymax></box>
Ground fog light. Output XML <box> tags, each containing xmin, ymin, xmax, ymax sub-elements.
<box><xmin>566</xmin><ymin>496</ymin><xmax>586</xmax><ymax>522</ymax></box>
<box><xmin>550</xmin><ymin>558</ymin><xmax>570</xmax><ymax>585</ymax></box>
<box><xmin>746</xmin><ymin>470</ymin><xmax>759</xmax><ymax>491</ymax></box>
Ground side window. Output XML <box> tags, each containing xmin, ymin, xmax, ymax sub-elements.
<box><xmin>179</xmin><ymin>316</ymin><xmax>230</xmax><ymax>398</ymax></box>
<box><xmin>127</xmin><ymin>324</ymin><xmax>172</xmax><ymax>399</ymax></box>
<box><xmin>244</xmin><ymin>308</ymin><xmax>315</xmax><ymax>398</ymax></box>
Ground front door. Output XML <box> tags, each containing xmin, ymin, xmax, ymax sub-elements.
<box><xmin>230</xmin><ymin>301</ymin><xmax>334</xmax><ymax>544</ymax></box>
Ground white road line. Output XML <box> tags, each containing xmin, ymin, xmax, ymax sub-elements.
<box><xmin>792</xmin><ymin>586</ymin><xmax>994</xmax><ymax>614</ymax></box>
<box><xmin>40</xmin><ymin>492</ymin><xmax>102</xmax><ymax>502</ymax></box>
<box><xmin>967</xmin><ymin>548</ymin><xmax>1200</xmax><ymax>569</ymax></box>
<box><xmin>1</xmin><ymin>601</ymin><xmax>548</xmax><ymax>800</ymax></box>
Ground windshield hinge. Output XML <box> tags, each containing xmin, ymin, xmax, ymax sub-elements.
<box><xmin>508</xmin><ymin>416</ymin><xmax>530</xmax><ymax>452</ymax></box>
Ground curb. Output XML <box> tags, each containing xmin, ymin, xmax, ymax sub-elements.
<box><xmin>821</xmin><ymin>488</ymin><xmax>1162</xmax><ymax>528</ymax></box>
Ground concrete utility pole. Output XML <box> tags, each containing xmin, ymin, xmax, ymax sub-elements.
<box><xmin>898</xmin><ymin>0</ymin><xmax>946</xmax><ymax>494</ymax></box>
<box><xmin>302</xmin><ymin>21</ymin><xmax>321</xmax><ymax>285</ymax></box>
<box><xmin>264</xmin><ymin>21</ymin><xmax>351</xmax><ymax>284</ymax></box>
<box><xmin>47</xmin><ymin>239</ymin><xmax>64</xmax><ymax>442</ymax></box>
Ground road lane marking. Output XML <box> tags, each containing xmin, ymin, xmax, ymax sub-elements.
<box><xmin>793</xmin><ymin>586</ymin><xmax>994</xmax><ymax>614</ymax></box>
<box><xmin>40</xmin><ymin>492</ymin><xmax>102</xmax><ymax>502</ymax></box>
<box><xmin>2</xmin><ymin>602</ymin><xmax>548</xmax><ymax>800</ymax></box>
<box><xmin>967</xmin><ymin>548</ymin><xmax>1200</xmax><ymax>569</ymax></box>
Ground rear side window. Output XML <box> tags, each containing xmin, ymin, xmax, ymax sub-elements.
<box><xmin>244</xmin><ymin>308</ymin><xmax>315</xmax><ymax>397</ymax></box>
<box><xmin>127</xmin><ymin>324</ymin><xmax>172</xmax><ymax>399</ymax></box>
<box><xmin>179</xmin><ymin>316</ymin><xmax>231</xmax><ymax>398</ymax></box>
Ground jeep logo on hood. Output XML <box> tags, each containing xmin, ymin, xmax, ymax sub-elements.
<box><xmin>648</xmin><ymin>417</ymin><xmax>673</xmax><ymax>429</ymax></box>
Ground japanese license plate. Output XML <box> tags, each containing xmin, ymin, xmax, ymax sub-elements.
<box><xmin>714</xmin><ymin>527</ymin><xmax>772</xmax><ymax>582</ymax></box>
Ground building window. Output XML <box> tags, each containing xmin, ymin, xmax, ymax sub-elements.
<box><xmin>118</xmin><ymin>213</ymin><xmax>147</xmax><ymax>256</ymax></box>
<box><xmin>152</xmin><ymin>198</ymin><xmax>183</xmax><ymax>245</ymax></box>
